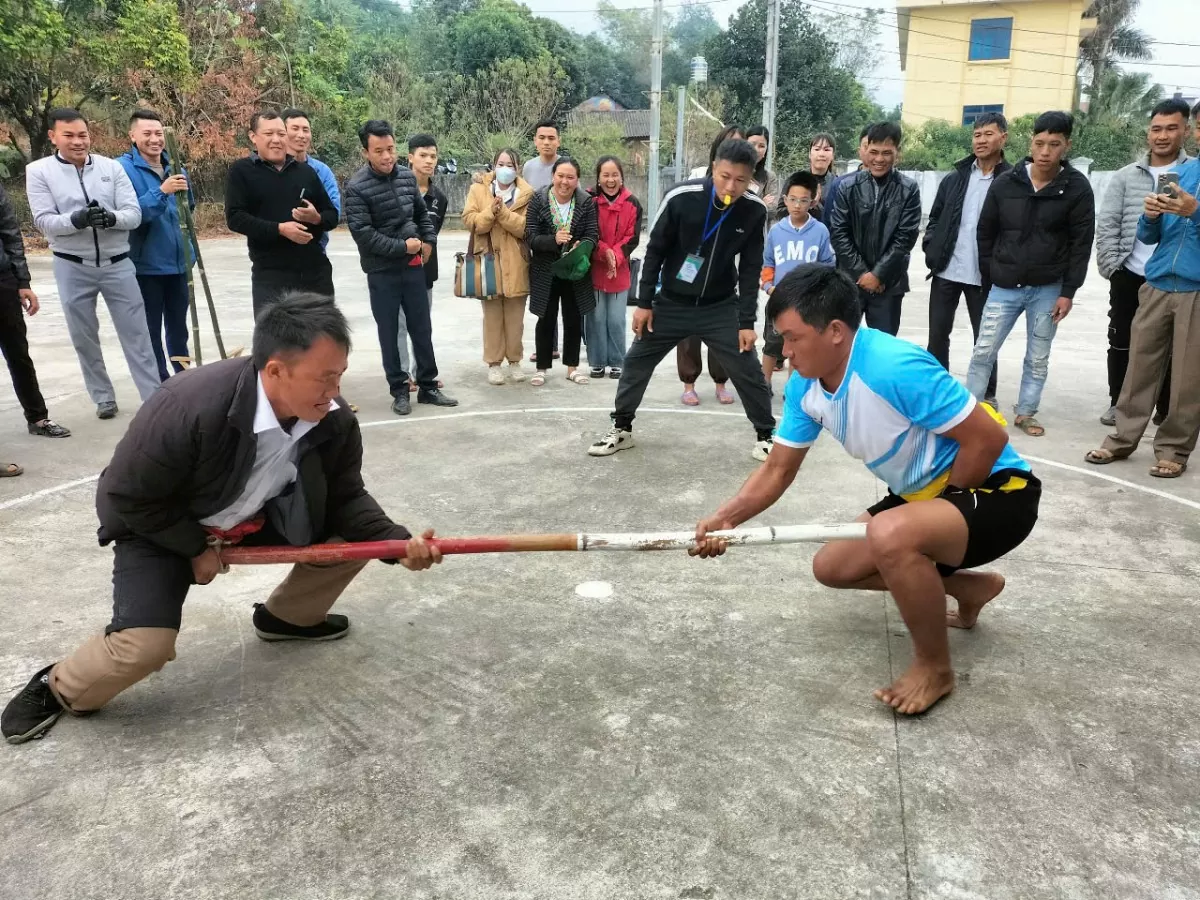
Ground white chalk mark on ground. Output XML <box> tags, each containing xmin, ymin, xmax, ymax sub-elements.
<box><xmin>575</xmin><ymin>581</ymin><xmax>613</xmax><ymax>600</ymax></box>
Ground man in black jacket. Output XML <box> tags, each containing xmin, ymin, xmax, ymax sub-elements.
<box><xmin>345</xmin><ymin>120</ymin><xmax>456</xmax><ymax>416</ymax></box>
<box><xmin>922</xmin><ymin>112</ymin><xmax>1011</xmax><ymax>405</ymax></box>
<box><xmin>828</xmin><ymin>121</ymin><xmax>922</xmax><ymax>336</ymax></box>
<box><xmin>225</xmin><ymin>110</ymin><xmax>339</xmax><ymax>316</ymax></box>
<box><xmin>408</xmin><ymin>133</ymin><xmax>448</xmax><ymax>306</ymax></box>
<box><xmin>589</xmin><ymin>139</ymin><xmax>776</xmax><ymax>462</ymax></box>
<box><xmin>2</xmin><ymin>294</ymin><xmax>442</xmax><ymax>745</ymax></box>
<box><xmin>1</xmin><ymin>182</ymin><xmax>71</xmax><ymax>467</ymax></box>
<box><xmin>967</xmin><ymin>111</ymin><xmax>1096</xmax><ymax>437</ymax></box>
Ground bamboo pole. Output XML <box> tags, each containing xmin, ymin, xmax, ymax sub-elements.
<box><xmin>220</xmin><ymin>524</ymin><xmax>868</xmax><ymax>566</ymax></box>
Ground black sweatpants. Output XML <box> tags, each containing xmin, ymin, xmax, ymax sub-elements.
<box><xmin>0</xmin><ymin>279</ymin><xmax>49</xmax><ymax>423</ymax></box>
<box><xmin>251</xmin><ymin>260</ymin><xmax>335</xmax><ymax>318</ymax></box>
<box><xmin>862</xmin><ymin>289</ymin><xmax>903</xmax><ymax>336</ymax></box>
<box><xmin>611</xmin><ymin>299</ymin><xmax>775</xmax><ymax>437</ymax></box>
<box><xmin>536</xmin><ymin>278</ymin><xmax>582</xmax><ymax>369</ymax></box>
<box><xmin>1108</xmin><ymin>266</ymin><xmax>1170</xmax><ymax>412</ymax></box>
<box><xmin>927</xmin><ymin>275</ymin><xmax>998</xmax><ymax>401</ymax></box>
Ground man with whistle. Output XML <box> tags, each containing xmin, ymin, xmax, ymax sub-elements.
<box><xmin>3</xmin><ymin>294</ymin><xmax>441</xmax><ymax>745</ymax></box>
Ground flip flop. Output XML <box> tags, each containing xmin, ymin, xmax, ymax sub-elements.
<box><xmin>681</xmin><ymin>390</ymin><xmax>700</xmax><ymax>406</ymax></box>
<box><xmin>1084</xmin><ymin>448</ymin><xmax>1128</xmax><ymax>465</ymax></box>
<box><xmin>2</xmin><ymin>462</ymin><xmax>23</xmax><ymax>477</ymax></box>
<box><xmin>1150</xmin><ymin>460</ymin><xmax>1186</xmax><ymax>478</ymax></box>
<box><xmin>1014</xmin><ymin>416</ymin><xmax>1044</xmax><ymax>436</ymax></box>
<box><xmin>567</xmin><ymin>371</ymin><xmax>590</xmax><ymax>384</ymax></box>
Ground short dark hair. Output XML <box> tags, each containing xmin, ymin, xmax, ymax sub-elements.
<box><xmin>1032</xmin><ymin>110</ymin><xmax>1074</xmax><ymax>138</ymax></box>
<box><xmin>865</xmin><ymin>121</ymin><xmax>903</xmax><ymax>147</ymax></box>
<box><xmin>1150</xmin><ymin>98</ymin><xmax>1191</xmax><ymax>121</ymax></box>
<box><xmin>766</xmin><ymin>264</ymin><xmax>862</xmax><ymax>332</ymax></box>
<box><xmin>708</xmin><ymin>125</ymin><xmax>745</xmax><ymax>164</ymax></box>
<box><xmin>784</xmin><ymin>171</ymin><xmax>820</xmax><ymax>197</ymax></box>
<box><xmin>280</xmin><ymin>107</ymin><xmax>311</xmax><ymax>124</ymax></box>
<box><xmin>49</xmin><ymin>108</ymin><xmax>87</xmax><ymax>128</ymax></box>
<box><xmin>713</xmin><ymin>138</ymin><xmax>758</xmax><ymax>170</ymax></box>
<box><xmin>551</xmin><ymin>156</ymin><xmax>581</xmax><ymax>178</ymax></box>
<box><xmin>358</xmin><ymin>119</ymin><xmax>394</xmax><ymax>148</ymax></box>
<box><xmin>533</xmin><ymin>119</ymin><xmax>559</xmax><ymax>135</ymax></box>
<box><xmin>594</xmin><ymin>154</ymin><xmax>624</xmax><ymax>188</ymax></box>
<box><xmin>129</xmin><ymin>108</ymin><xmax>162</xmax><ymax>127</ymax></box>
<box><xmin>973</xmin><ymin>112</ymin><xmax>1008</xmax><ymax>132</ymax></box>
<box><xmin>810</xmin><ymin>132</ymin><xmax>835</xmax><ymax>150</ymax></box>
<box><xmin>858</xmin><ymin>125</ymin><xmax>871</xmax><ymax>141</ymax></box>
<box><xmin>408</xmin><ymin>133</ymin><xmax>437</xmax><ymax>152</ymax></box>
<box><xmin>252</xmin><ymin>293</ymin><xmax>352</xmax><ymax>368</ymax></box>
<box><xmin>250</xmin><ymin>110</ymin><xmax>282</xmax><ymax>132</ymax></box>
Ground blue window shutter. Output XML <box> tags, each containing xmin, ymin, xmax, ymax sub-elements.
<box><xmin>968</xmin><ymin>18</ymin><xmax>1013</xmax><ymax>61</ymax></box>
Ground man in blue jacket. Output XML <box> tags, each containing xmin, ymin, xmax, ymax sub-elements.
<box><xmin>1086</xmin><ymin>102</ymin><xmax>1200</xmax><ymax>479</ymax></box>
<box><xmin>118</xmin><ymin>109</ymin><xmax>194</xmax><ymax>381</ymax></box>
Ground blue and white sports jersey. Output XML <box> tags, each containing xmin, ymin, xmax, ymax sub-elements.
<box><xmin>774</xmin><ymin>327</ymin><xmax>1030</xmax><ymax>496</ymax></box>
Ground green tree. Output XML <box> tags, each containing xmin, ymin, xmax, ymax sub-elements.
<box><xmin>452</xmin><ymin>0</ymin><xmax>546</xmax><ymax>76</ymax></box>
<box><xmin>449</xmin><ymin>54</ymin><xmax>567</xmax><ymax>159</ymax></box>
<box><xmin>1086</xmin><ymin>69</ymin><xmax>1160</xmax><ymax>124</ymax></box>
<box><xmin>1079</xmin><ymin>0</ymin><xmax>1153</xmax><ymax>94</ymax></box>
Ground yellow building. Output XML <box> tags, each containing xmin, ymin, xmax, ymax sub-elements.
<box><xmin>897</xmin><ymin>0</ymin><xmax>1097</xmax><ymax>127</ymax></box>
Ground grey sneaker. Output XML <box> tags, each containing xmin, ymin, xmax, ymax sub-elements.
<box><xmin>1100</xmin><ymin>406</ymin><xmax>1117</xmax><ymax>427</ymax></box>
<box><xmin>96</xmin><ymin>401</ymin><xmax>118</xmax><ymax>420</ymax></box>
<box><xmin>588</xmin><ymin>427</ymin><xmax>634</xmax><ymax>457</ymax></box>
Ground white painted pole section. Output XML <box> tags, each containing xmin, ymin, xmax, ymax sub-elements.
<box><xmin>579</xmin><ymin>523</ymin><xmax>867</xmax><ymax>552</ymax></box>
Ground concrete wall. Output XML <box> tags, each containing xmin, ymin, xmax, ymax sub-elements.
<box><xmin>900</xmin><ymin>0</ymin><xmax>1087</xmax><ymax>127</ymax></box>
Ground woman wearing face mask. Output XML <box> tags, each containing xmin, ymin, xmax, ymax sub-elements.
<box><xmin>526</xmin><ymin>158</ymin><xmax>599</xmax><ymax>386</ymax></box>
<box><xmin>586</xmin><ymin>156</ymin><xmax>643</xmax><ymax>379</ymax></box>
<box><xmin>462</xmin><ymin>148</ymin><xmax>535</xmax><ymax>384</ymax></box>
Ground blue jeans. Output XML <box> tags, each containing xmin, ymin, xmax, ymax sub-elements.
<box><xmin>136</xmin><ymin>273</ymin><xmax>190</xmax><ymax>381</ymax></box>
<box><xmin>585</xmin><ymin>290</ymin><xmax>628</xmax><ymax>369</ymax></box>
<box><xmin>967</xmin><ymin>283</ymin><xmax>1061</xmax><ymax>417</ymax></box>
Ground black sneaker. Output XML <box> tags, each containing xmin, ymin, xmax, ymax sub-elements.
<box><xmin>392</xmin><ymin>394</ymin><xmax>411</xmax><ymax>416</ymax></box>
<box><xmin>2</xmin><ymin>664</ymin><xmax>64</xmax><ymax>744</ymax></box>
<box><xmin>96</xmin><ymin>401</ymin><xmax>118</xmax><ymax>420</ymax></box>
<box><xmin>252</xmin><ymin>603</ymin><xmax>350</xmax><ymax>642</ymax></box>
<box><xmin>417</xmin><ymin>388</ymin><xmax>459</xmax><ymax>408</ymax></box>
<box><xmin>27</xmin><ymin>419</ymin><xmax>71</xmax><ymax>438</ymax></box>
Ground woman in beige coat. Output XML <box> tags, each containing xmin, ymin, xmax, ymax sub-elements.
<box><xmin>461</xmin><ymin>148</ymin><xmax>534</xmax><ymax>384</ymax></box>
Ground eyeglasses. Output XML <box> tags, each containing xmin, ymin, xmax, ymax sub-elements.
<box><xmin>784</xmin><ymin>197</ymin><xmax>814</xmax><ymax>207</ymax></box>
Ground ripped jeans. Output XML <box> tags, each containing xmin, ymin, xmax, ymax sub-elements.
<box><xmin>966</xmin><ymin>283</ymin><xmax>1061</xmax><ymax>418</ymax></box>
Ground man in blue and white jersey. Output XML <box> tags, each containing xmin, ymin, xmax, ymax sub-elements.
<box><xmin>691</xmin><ymin>264</ymin><xmax>1041</xmax><ymax>715</ymax></box>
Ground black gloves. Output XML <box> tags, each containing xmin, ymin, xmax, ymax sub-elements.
<box><xmin>69</xmin><ymin>207</ymin><xmax>91</xmax><ymax>229</ymax></box>
<box><xmin>71</xmin><ymin>202</ymin><xmax>117</xmax><ymax>230</ymax></box>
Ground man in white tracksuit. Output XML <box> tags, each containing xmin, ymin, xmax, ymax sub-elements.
<box><xmin>25</xmin><ymin>108</ymin><xmax>161</xmax><ymax>419</ymax></box>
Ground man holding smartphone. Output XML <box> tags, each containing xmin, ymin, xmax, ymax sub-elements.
<box><xmin>225</xmin><ymin>110</ymin><xmax>339</xmax><ymax>315</ymax></box>
<box><xmin>1086</xmin><ymin>101</ymin><xmax>1200</xmax><ymax>478</ymax></box>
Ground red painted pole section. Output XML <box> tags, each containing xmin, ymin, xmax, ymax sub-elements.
<box><xmin>221</xmin><ymin>534</ymin><xmax>581</xmax><ymax>565</ymax></box>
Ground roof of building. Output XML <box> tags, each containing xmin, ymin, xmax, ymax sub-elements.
<box><xmin>566</xmin><ymin>109</ymin><xmax>653</xmax><ymax>141</ymax></box>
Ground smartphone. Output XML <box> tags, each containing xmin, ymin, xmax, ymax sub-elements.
<box><xmin>1157</xmin><ymin>172</ymin><xmax>1180</xmax><ymax>197</ymax></box>
<box><xmin>298</xmin><ymin>188</ymin><xmax>307</xmax><ymax>204</ymax></box>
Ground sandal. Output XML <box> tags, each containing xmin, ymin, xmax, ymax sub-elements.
<box><xmin>1150</xmin><ymin>459</ymin><xmax>1187</xmax><ymax>478</ymax></box>
<box><xmin>530</xmin><ymin>371</ymin><xmax>546</xmax><ymax>386</ymax></box>
<box><xmin>681</xmin><ymin>390</ymin><xmax>700</xmax><ymax>406</ymax></box>
<box><xmin>2</xmin><ymin>462</ymin><xmax>23</xmax><ymax>477</ymax></box>
<box><xmin>1084</xmin><ymin>448</ymin><xmax>1128</xmax><ymax>465</ymax></box>
<box><xmin>715</xmin><ymin>385</ymin><xmax>735</xmax><ymax>405</ymax></box>
<box><xmin>1014</xmin><ymin>416</ymin><xmax>1044</xmax><ymax>436</ymax></box>
<box><xmin>566</xmin><ymin>370</ymin><xmax>590</xmax><ymax>384</ymax></box>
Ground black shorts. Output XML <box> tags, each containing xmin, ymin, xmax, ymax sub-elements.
<box><xmin>866</xmin><ymin>469</ymin><xmax>1041</xmax><ymax>575</ymax></box>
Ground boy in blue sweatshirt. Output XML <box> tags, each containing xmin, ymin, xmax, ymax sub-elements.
<box><xmin>760</xmin><ymin>171</ymin><xmax>835</xmax><ymax>391</ymax></box>
<box><xmin>1087</xmin><ymin>126</ymin><xmax>1200</xmax><ymax>478</ymax></box>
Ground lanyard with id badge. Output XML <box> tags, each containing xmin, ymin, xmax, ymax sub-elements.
<box><xmin>679</xmin><ymin>187</ymin><xmax>733</xmax><ymax>284</ymax></box>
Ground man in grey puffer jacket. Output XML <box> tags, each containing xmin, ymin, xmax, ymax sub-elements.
<box><xmin>25</xmin><ymin>108</ymin><xmax>161</xmax><ymax>420</ymax></box>
<box><xmin>1096</xmin><ymin>98</ymin><xmax>1192</xmax><ymax>426</ymax></box>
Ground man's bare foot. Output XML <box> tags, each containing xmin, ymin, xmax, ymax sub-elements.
<box><xmin>946</xmin><ymin>572</ymin><xmax>1005</xmax><ymax>630</ymax></box>
<box><xmin>874</xmin><ymin>663</ymin><xmax>955</xmax><ymax>715</ymax></box>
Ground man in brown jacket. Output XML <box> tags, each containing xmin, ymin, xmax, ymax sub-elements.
<box><xmin>3</xmin><ymin>294</ymin><xmax>442</xmax><ymax>744</ymax></box>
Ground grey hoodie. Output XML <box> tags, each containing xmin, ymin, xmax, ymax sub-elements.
<box><xmin>25</xmin><ymin>152</ymin><xmax>141</xmax><ymax>264</ymax></box>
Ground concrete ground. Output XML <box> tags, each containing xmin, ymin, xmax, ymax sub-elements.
<box><xmin>2</xmin><ymin>231</ymin><xmax>1198</xmax><ymax>900</ymax></box>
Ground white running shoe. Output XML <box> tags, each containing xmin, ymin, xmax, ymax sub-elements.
<box><xmin>752</xmin><ymin>437</ymin><xmax>773</xmax><ymax>462</ymax></box>
<box><xmin>588</xmin><ymin>427</ymin><xmax>635</xmax><ymax>457</ymax></box>
<box><xmin>487</xmin><ymin>366</ymin><xmax>505</xmax><ymax>385</ymax></box>
<box><xmin>507</xmin><ymin>362</ymin><xmax>527</xmax><ymax>382</ymax></box>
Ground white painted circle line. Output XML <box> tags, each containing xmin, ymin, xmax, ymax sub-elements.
<box><xmin>575</xmin><ymin>581</ymin><xmax>614</xmax><ymax>599</ymax></box>
<box><xmin>2</xmin><ymin>408</ymin><xmax>1198</xmax><ymax>515</ymax></box>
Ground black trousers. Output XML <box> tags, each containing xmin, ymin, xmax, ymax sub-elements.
<box><xmin>137</xmin><ymin>273</ymin><xmax>191</xmax><ymax>381</ymax></box>
<box><xmin>1108</xmin><ymin>266</ymin><xmax>1170</xmax><ymax>412</ymax></box>
<box><xmin>676</xmin><ymin>336</ymin><xmax>728</xmax><ymax>383</ymax></box>
<box><xmin>612</xmin><ymin>300</ymin><xmax>776</xmax><ymax>438</ymax></box>
<box><xmin>536</xmin><ymin>278</ymin><xmax>582</xmax><ymax>369</ymax></box>
<box><xmin>0</xmin><ymin>280</ymin><xmax>49</xmax><ymax>423</ymax></box>
<box><xmin>860</xmin><ymin>288</ymin><xmax>903</xmax><ymax>335</ymax></box>
<box><xmin>251</xmin><ymin>259</ymin><xmax>335</xmax><ymax>319</ymax></box>
<box><xmin>927</xmin><ymin>275</ymin><xmax>998</xmax><ymax>401</ymax></box>
<box><xmin>368</xmin><ymin>265</ymin><xmax>439</xmax><ymax>396</ymax></box>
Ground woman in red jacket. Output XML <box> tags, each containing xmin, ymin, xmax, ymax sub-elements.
<box><xmin>586</xmin><ymin>156</ymin><xmax>643</xmax><ymax>380</ymax></box>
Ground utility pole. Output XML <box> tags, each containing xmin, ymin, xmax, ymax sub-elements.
<box><xmin>674</xmin><ymin>85</ymin><xmax>687</xmax><ymax>182</ymax></box>
<box><xmin>648</xmin><ymin>0</ymin><xmax>664</xmax><ymax>222</ymax></box>
<box><xmin>761</xmin><ymin>0</ymin><xmax>781</xmax><ymax>174</ymax></box>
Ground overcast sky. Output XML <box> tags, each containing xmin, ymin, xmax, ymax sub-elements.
<box><xmin>533</xmin><ymin>0</ymin><xmax>1198</xmax><ymax>111</ymax></box>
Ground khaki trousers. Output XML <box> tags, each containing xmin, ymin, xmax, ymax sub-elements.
<box><xmin>481</xmin><ymin>295</ymin><xmax>526</xmax><ymax>366</ymax></box>
<box><xmin>49</xmin><ymin>551</ymin><xmax>367</xmax><ymax>713</ymax></box>
<box><xmin>1104</xmin><ymin>284</ymin><xmax>1200</xmax><ymax>465</ymax></box>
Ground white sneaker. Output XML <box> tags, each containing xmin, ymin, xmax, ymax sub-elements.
<box><xmin>588</xmin><ymin>427</ymin><xmax>634</xmax><ymax>457</ymax></box>
<box><xmin>752</xmin><ymin>437</ymin><xmax>773</xmax><ymax>462</ymax></box>
<box><xmin>487</xmin><ymin>366</ymin><xmax>505</xmax><ymax>386</ymax></box>
<box><xmin>507</xmin><ymin>362</ymin><xmax>526</xmax><ymax>382</ymax></box>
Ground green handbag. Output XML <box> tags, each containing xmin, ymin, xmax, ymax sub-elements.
<box><xmin>550</xmin><ymin>239</ymin><xmax>595</xmax><ymax>281</ymax></box>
